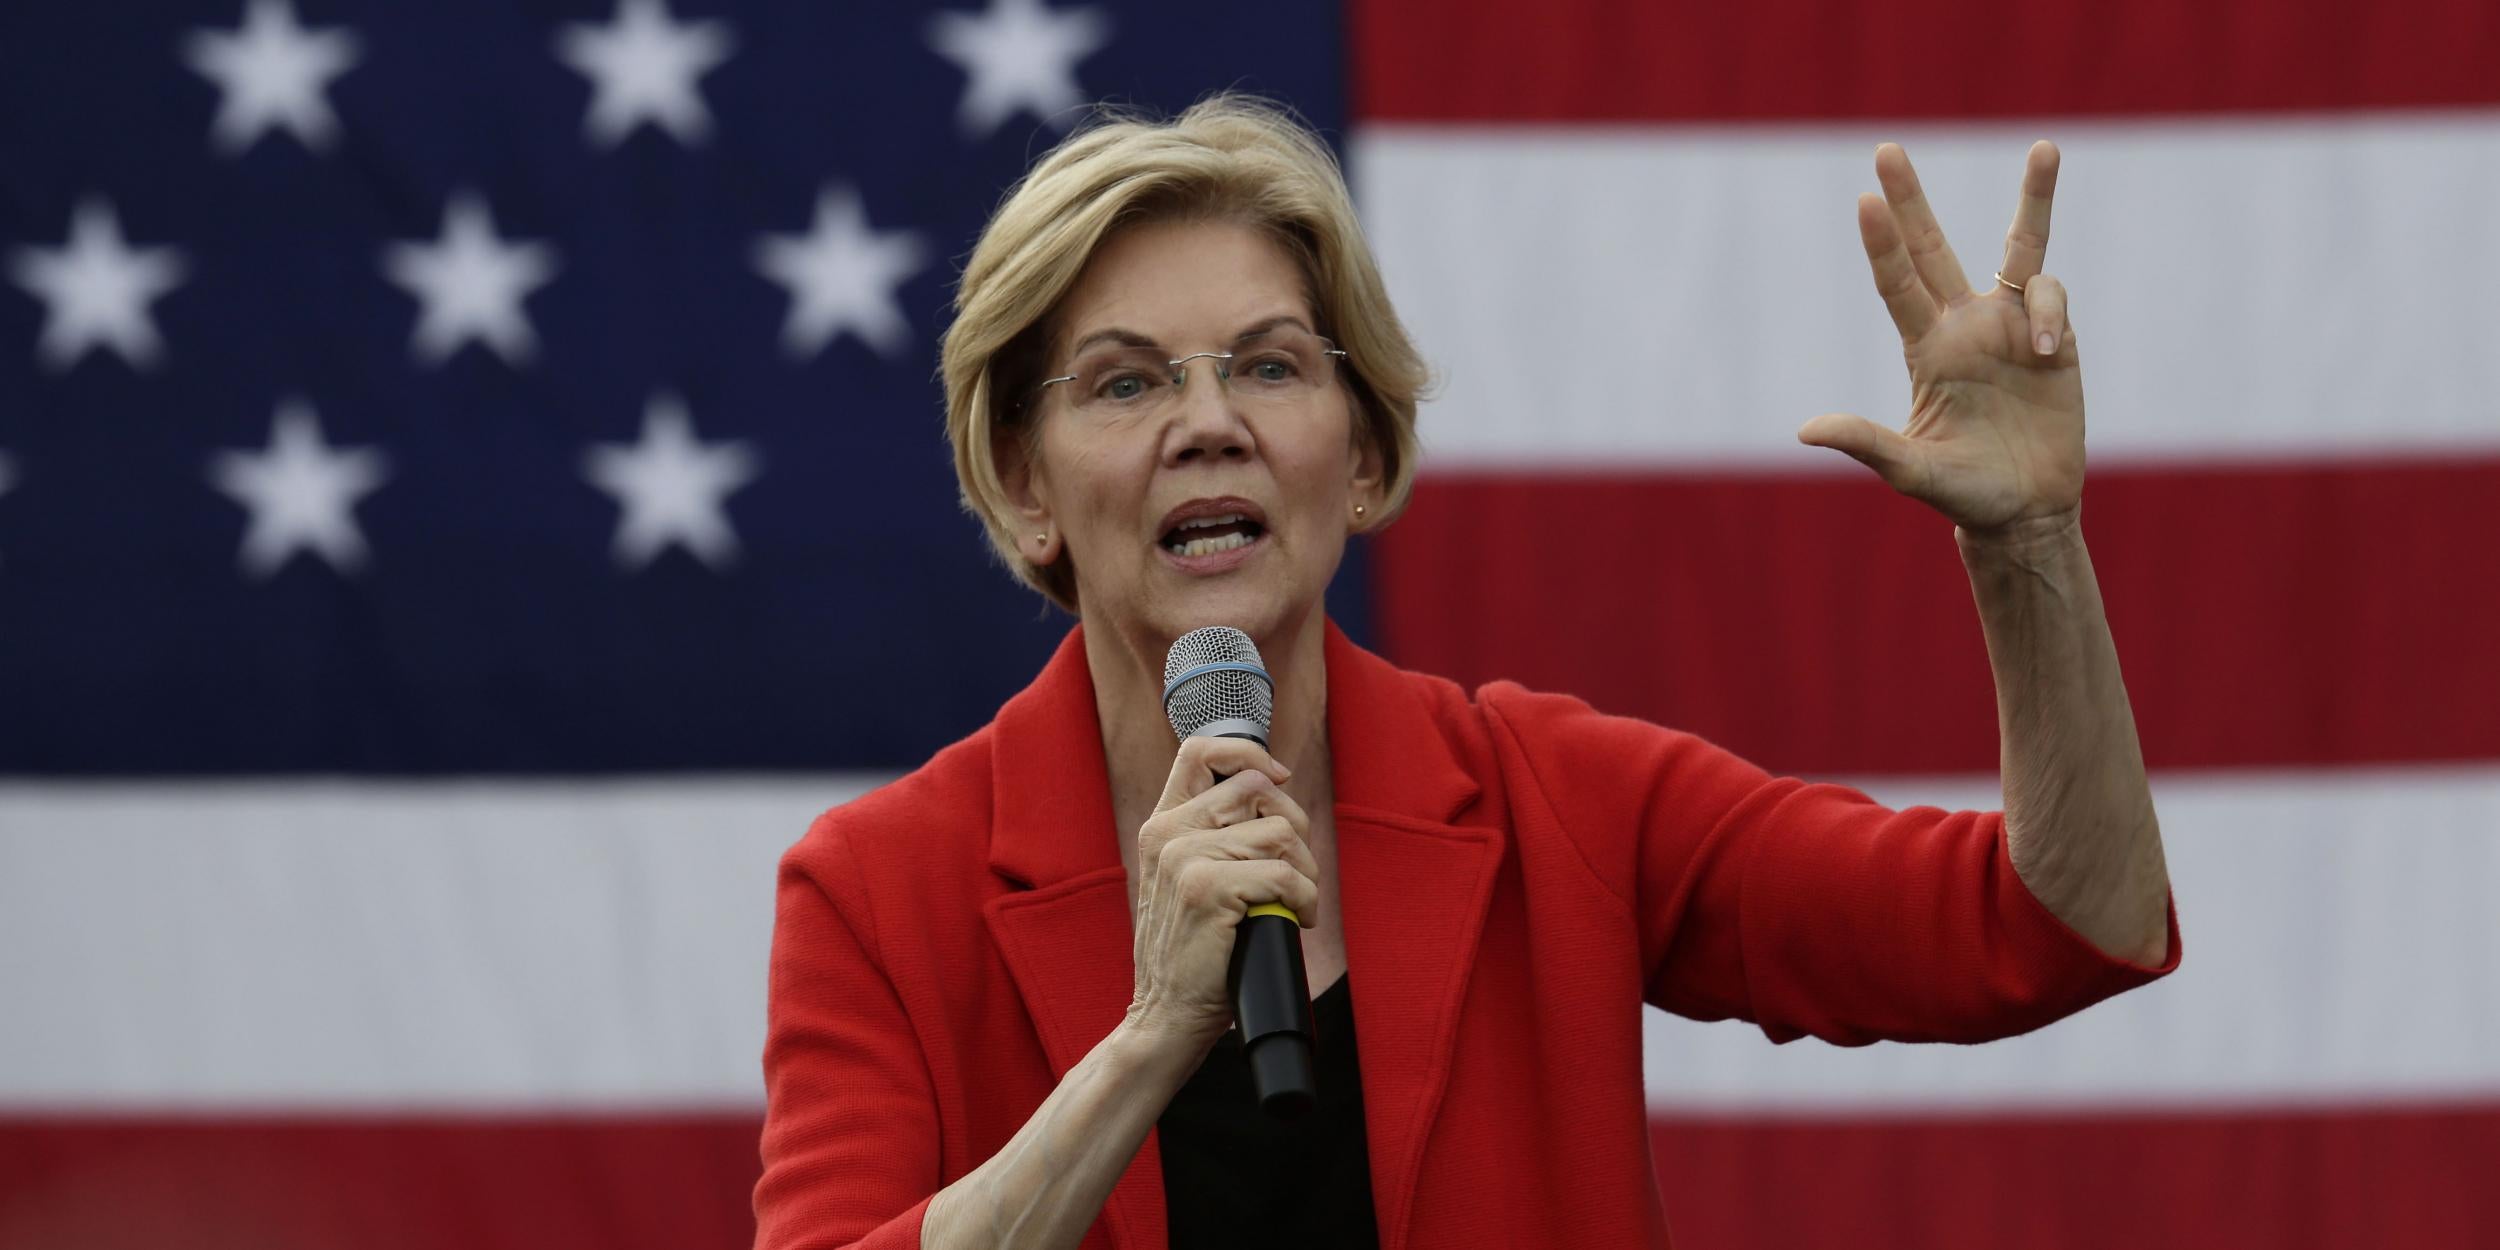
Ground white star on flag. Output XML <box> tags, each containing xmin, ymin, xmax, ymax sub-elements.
<box><xmin>6</xmin><ymin>197</ymin><xmax>188</xmax><ymax>372</ymax></box>
<box><xmin>181</xmin><ymin>0</ymin><xmax>362</xmax><ymax>154</ymax></box>
<box><xmin>206</xmin><ymin>399</ymin><xmax>391</xmax><ymax>579</ymax></box>
<box><xmin>380</xmin><ymin>191</ymin><xmax>560</xmax><ymax>367</ymax></box>
<box><xmin>752</xmin><ymin>185</ymin><xmax>926</xmax><ymax>360</ymax></box>
<box><xmin>926</xmin><ymin>0</ymin><xmax>1112</xmax><ymax>140</ymax></box>
<box><xmin>554</xmin><ymin>0</ymin><xmax>736</xmax><ymax>149</ymax></box>
<box><xmin>581</xmin><ymin>393</ymin><xmax>761</xmax><ymax>572</ymax></box>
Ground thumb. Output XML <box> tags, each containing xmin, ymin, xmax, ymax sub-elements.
<box><xmin>1797</xmin><ymin>413</ymin><xmax>1926</xmax><ymax>493</ymax></box>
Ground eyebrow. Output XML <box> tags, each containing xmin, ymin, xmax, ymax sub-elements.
<box><xmin>1066</xmin><ymin>314</ymin><xmax>1313</xmax><ymax>360</ymax></box>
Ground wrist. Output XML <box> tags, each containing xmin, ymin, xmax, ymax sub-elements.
<box><xmin>1957</xmin><ymin>507</ymin><xmax>2084</xmax><ymax>558</ymax></box>
<box><xmin>1111</xmin><ymin>1011</ymin><xmax>1219</xmax><ymax>1090</ymax></box>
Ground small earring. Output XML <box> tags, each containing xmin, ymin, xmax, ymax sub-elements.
<box><xmin>1353</xmin><ymin>505</ymin><xmax>1367</xmax><ymax>517</ymax></box>
<box><xmin>1034</xmin><ymin>533</ymin><xmax>1048</xmax><ymax>543</ymax></box>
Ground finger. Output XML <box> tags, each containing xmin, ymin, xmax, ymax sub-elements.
<box><xmin>1250</xmin><ymin>859</ymin><xmax>1323</xmax><ymax>927</ymax></box>
<box><xmin>1165</xmin><ymin>815</ymin><xmax>1320</xmax><ymax>897</ymax></box>
<box><xmin>1154</xmin><ymin>768</ymin><xmax>1281</xmax><ymax>847</ymax></box>
<box><xmin>1151</xmin><ymin>772</ymin><xmax>1308</xmax><ymax>880</ymax></box>
<box><xmin>1156</xmin><ymin>734</ymin><xmax>1291</xmax><ymax>813</ymax></box>
<box><xmin>1232</xmin><ymin>814</ymin><xmax>1319</xmax><ymax>890</ymax></box>
<box><xmin>1140</xmin><ymin>769</ymin><xmax>1276</xmax><ymax>884</ymax></box>
<box><xmin>1874</xmin><ymin>143</ymin><xmax>1973</xmax><ymax>304</ymax></box>
<box><xmin>1997</xmin><ymin>140</ymin><xmax>2060</xmax><ymax>287</ymax></box>
<box><xmin>2023</xmin><ymin>273</ymin><xmax>2068</xmax><ymax>357</ymax></box>
<box><xmin>1796</xmin><ymin>412</ymin><xmax>1931</xmax><ymax>496</ymax></box>
<box><xmin>1856</xmin><ymin>194</ymin><xmax>1937</xmax><ymax>342</ymax></box>
<box><xmin>1180</xmin><ymin>858</ymin><xmax>1319</xmax><ymax>927</ymax></box>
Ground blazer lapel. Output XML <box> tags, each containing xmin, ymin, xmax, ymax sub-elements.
<box><xmin>1323</xmin><ymin>623</ymin><xmax>1498</xmax><ymax>1250</ymax></box>
<box><xmin>981</xmin><ymin>626</ymin><xmax>1170</xmax><ymax>1250</ymax></box>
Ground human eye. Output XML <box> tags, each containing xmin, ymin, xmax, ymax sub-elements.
<box><xmin>1240</xmin><ymin>351</ymin><xmax>1302</xmax><ymax>386</ymax></box>
<box><xmin>1082</xmin><ymin>358</ymin><xmax>1164</xmax><ymax>406</ymax></box>
<box><xmin>1095</xmin><ymin>371</ymin><xmax>1152</xmax><ymax>402</ymax></box>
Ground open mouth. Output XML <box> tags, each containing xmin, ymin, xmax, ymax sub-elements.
<box><xmin>1160</xmin><ymin>513</ymin><xmax>1267</xmax><ymax>558</ymax></box>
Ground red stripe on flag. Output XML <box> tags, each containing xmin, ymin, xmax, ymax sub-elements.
<box><xmin>0</xmin><ymin>1115</ymin><xmax>760</xmax><ymax>1250</ymax></box>
<box><xmin>1351</xmin><ymin>0</ymin><xmax>2500</xmax><ymax>122</ymax></box>
<box><xmin>1373</xmin><ymin>458</ymin><xmax>2500</xmax><ymax>774</ymax></box>
<box><xmin>1650</xmin><ymin>1104</ymin><xmax>2500</xmax><ymax>1250</ymax></box>
<box><xmin>6</xmin><ymin>1106</ymin><xmax>2494</xmax><ymax>1249</ymax></box>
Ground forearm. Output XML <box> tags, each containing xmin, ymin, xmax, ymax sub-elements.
<box><xmin>920</xmin><ymin>1017</ymin><xmax>1207</xmax><ymax>1249</ymax></box>
<box><xmin>1958</xmin><ymin>509</ymin><xmax>2172</xmax><ymax>966</ymax></box>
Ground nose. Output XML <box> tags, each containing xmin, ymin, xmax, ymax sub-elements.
<box><xmin>1164</xmin><ymin>359</ymin><xmax>1254</xmax><ymax>465</ymax></box>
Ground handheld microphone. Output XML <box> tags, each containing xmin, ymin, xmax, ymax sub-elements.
<box><xmin>1162</xmin><ymin>625</ymin><xmax>1316</xmax><ymax>1120</ymax></box>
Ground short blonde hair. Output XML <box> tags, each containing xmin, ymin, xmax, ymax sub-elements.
<box><xmin>939</xmin><ymin>93</ymin><xmax>1429</xmax><ymax>613</ymax></box>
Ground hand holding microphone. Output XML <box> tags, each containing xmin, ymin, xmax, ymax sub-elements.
<box><xmin>1129</xmin><ymin>626</ymin><xmax>1319</xmax><ymax>1120</ymax></box>
<box><xmin>1124</xmin><ymin>735</ymin><xmax>1316</xmax><ymax>1053</ymax></box>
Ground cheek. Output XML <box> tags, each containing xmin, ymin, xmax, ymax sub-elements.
<box><xmin>1272</xmin><ymin>468</ymin><xmax>1350</xmax><ymax>547</ymax></box>
<box><xmin>1054</xmin><ymin>441</ymin><xmax>1147</xmax><ymax>536</ymax></box>
<box><xmin>1283</xmin><ymin>414</ymin><xmax>1359</xmax><ymax>508</ymax></box>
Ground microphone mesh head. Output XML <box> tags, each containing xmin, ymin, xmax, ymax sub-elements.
<box><xmin>1163</xmin><ymin>626</ymin><xmax>1273</xmax><ymax>742</ymax></box>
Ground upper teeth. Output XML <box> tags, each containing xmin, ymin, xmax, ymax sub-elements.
<box><xmin>1175</xmin><ymin>513</ymin><xmax>1245</xmax><ymax>531</ymax></box>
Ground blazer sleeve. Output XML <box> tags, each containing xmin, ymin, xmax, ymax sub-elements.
<box><xmin>752</xmin><ymin>815</ymin><xmax>941</xmax><ymax>1250</ymax></box>
<box><xmin>1482</xmin><ymin>684</ymin><xmax>2180</xmax><ymax>1047</ymax></box>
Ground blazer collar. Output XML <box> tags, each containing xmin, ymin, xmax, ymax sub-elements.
<box><xmin>982</xmin><ymin>617</ymin><xmax>1493</xmax><ymax>1250</ymax></box>
<box><xmin>985</xmin><ymin>617</ymin><xmax>1480</xmax><ymax>888</ymax></box>
<box><xmin>985</xmin><ymin>623</ymin><xmax>1122</xmax><ymax>890</ymax></box>
<box><xmin>1316</xmin><ymin>617</ymin><xmax>1482</xmax><ymax>825</ymax></box>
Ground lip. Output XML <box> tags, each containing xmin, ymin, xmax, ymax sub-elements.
<box><xmin>1155</xmin><ymin>496</ymin><xmax>1269</xmax><ymax>536</ymax></box>
<box><xmin>1154</xmin><ymin>495</ymin><xmax>1270</xmax><ymax>577</ymax></box>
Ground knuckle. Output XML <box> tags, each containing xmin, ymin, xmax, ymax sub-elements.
<box><xmin>1253</xmin><ymin>818</ymin><xmax>1292</xmax><ymax>851</ymax></box>
<box><xmin>1259</xmin><ymin>818</ymin><xmax>1297</xmax><ymax>854</ymax></box>
<box><xmin>1270</xmin><ymin>858</ymin><xmax>1308</xmax><ymax>893</ymax></box>
<box><xmin>1155</xmin><ymin>831</ymin><xmax>1200</xmax><ymax>874</ymax></box>
<box><xmin>1280</xmin><ymin>819</ymin><xmax>1315</xmax><ymax>856</ymax></box>
<box><xmin>1207</xmin><ymin>785</ymin><xmax>1253</xmax><ymax>826</ymax></box>
<box><xmin>1174</xmin><ymin>861</ymin><xmax>1213</xmax><ymax>906</ymax></box>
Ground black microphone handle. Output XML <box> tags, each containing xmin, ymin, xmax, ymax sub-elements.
<box><xmin>1229</xmin><ymin>909</ymin><xmax>1316</xmax><ymax>1119</ymax></box>
<box><xmin>1208</xmin><ymin>744</ymin><xmax>1317</xmax><ymax>1121</ymax></box>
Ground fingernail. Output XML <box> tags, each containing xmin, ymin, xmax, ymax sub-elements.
<box><xmin>2036</xmin><ymin>332</ymin><xmax>2056</xmax><ymax>355</ymax></box>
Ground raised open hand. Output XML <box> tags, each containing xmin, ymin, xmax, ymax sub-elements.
<box><xmin>1798</xmin><ymin>142</ymin><xmax>2082</xmax><ymax>533</ymax></box>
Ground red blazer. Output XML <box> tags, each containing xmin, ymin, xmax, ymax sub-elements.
<box><xmin>754</xmin><ymin>620</ymin><xmax>2180</xmax><ymax>1250</ymax></box>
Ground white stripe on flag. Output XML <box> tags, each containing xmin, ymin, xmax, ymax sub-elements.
<box><xmin>0</xmin><ymin>777</ymin><xmax>876</xmax><ymax>1109</ymax></box>
<box><xmin>1645</xmin><ymin>766</ymin><xmax>2500</xmax><ymax>1110</ymax></box>
<box><xmin>6</xmin><ymin>768</ymin><xmax>2494</xmax><ymax>1108</ymax></box>
<box><xmin>1351</xmin><ymin>115</ymin><xmax>2500</xmax><ymax>467</ymax></box>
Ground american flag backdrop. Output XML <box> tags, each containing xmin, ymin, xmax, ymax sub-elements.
<box><xmin>2</xmin><ymin>0</ymin><xmax>2494</xmax><ymax>1247</ymax></box>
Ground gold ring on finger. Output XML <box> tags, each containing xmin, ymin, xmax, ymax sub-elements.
<box><xmin>1994</xmin><ymin>271</ymin><xmax>2027</xmax><ymax>295</ymax></box>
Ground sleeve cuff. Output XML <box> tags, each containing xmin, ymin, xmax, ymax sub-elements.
<box><xmin>1994</xmin><ymin>817</ymin><xmax>2183</xmax><ymax>982</ymax></box>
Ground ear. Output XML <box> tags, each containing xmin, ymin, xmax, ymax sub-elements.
<box><xmin>1346</xmin><ymin>420</ymin><xmax>1387</xmax><ymax>532</ymax></box>
<box><xmin>996</xmin><ymin>425</ymin><xmax>1061</xmax><ymax>566</ymax></box>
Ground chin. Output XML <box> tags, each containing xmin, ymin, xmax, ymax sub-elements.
<box><xmin>1151</xmin><ymin>585</ymin><xmax>1302</xmax><ymax>649</ymax></box>
<box><xmin>1209</xmin><ymin>596</ymin><xmax>1325</xmax><ymax>649</ymax></box>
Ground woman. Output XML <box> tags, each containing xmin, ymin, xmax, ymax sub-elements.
<box><xmin>753</xmin><ymin>95</ymin><xmax>2179</xmax><ymax>1250</ymax></box>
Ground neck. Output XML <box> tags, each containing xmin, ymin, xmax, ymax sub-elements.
<box><xmin>1084</xmin><ymin>605</ymin><xmax>1333</xmax><ymax>842</ymax></box>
